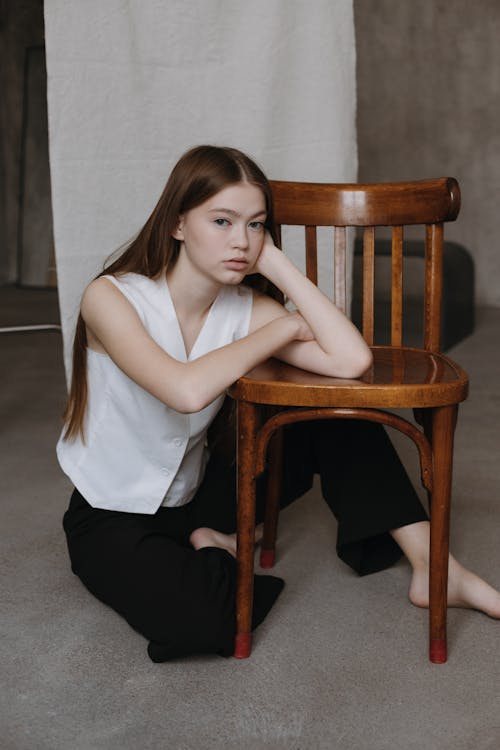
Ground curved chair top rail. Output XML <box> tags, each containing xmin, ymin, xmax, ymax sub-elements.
<box><xmin>270</xmin><ymin>177</ymin><xmax>460</xmax><ymax>227</ymax></box>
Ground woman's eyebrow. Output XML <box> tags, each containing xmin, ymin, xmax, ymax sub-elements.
<box><xmin>208</xmin><ymin>208</ymin><xmax>267</xmax><ymax>219</ymax></box>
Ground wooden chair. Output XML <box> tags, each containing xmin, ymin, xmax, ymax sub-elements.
<box><xmin>228</xmin><ymin>178</ymin><xmax>469</xmax><ymax>664</ymax></box>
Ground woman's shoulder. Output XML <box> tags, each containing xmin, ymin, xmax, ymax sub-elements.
<box><xmin>87</xmin><ymin>272</ymin><xmax>163</xmax><ymax>304</ymax></box>
<box><xmin>101</xmin><ymin>271</ymin><xmax>159</xmax><ymax>292</ymax></box>
<box><xmin>84</xmin><ymin>271</ymin><xmax>149</xmax><ymax>294</ymax></box>
<box><xmin>246</xmin><ymin>286</ymin><xmax>287</xmax><ymax>333</ymax></box>
<box><xmin>82</xmin><ymin>273</ymin><xmax>163</xmax><ymax>326</ymax></box>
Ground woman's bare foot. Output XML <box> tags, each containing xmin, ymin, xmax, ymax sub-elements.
<box><xmin>189</xmin><ymin>524</ymin><xmax>264</xmax><ymax>559</ymax></box>
<box><xmin>409</xmin><ymin>556</ymin><xmax>500</xmax><ymax>618</ymax></box>
<box><xmin>190</xmin><ymin>528</ymin><xmax>237</xmax><ymax>557</ymax></box>
<box><xmin>390</xmin><ymin>521</ymin><xmax>500</xmax><ymax>618</ymax></box>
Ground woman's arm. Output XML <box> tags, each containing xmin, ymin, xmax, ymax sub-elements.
<box><xmin>81</xmin><ymin>277</ymin><xmax>312</xmax><ymax>414</ymax></box>
<box><xmin>249</xmin><ymin>236</ymin><xmax>372</xmax><ymax>378</ymax></box>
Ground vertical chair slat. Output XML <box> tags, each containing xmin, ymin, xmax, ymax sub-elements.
<box><xmin>305</xmin><ymin>226</ymin><xmax>318</xmax><ymax>284</ymax></box>
<box><xmin>273</xmin><ymin>225</ymin><xmax>285</xmax><ymax>304</ymax></box>
<box><xmin>391</xmin><ymin>226</ymin><xmax>404</xmax><ymax>347</ymax></box>
<box><xmin>424</xmin><ymin>223</ymin><xmax>444</xmax><ymax>351</ymax></box>
<box><xmin>334</xmin><ymin>226</ymin><xmax>347</xmax><ymax>314</ymax></box>
<box><xmin>362</xmin><ymin>227</ymin><xmax>375</xmax><ymax>345</ymax></box>
<box><xmin>276</xmin><ymin>224</ymin><xmax>282</xmax><ymax>248</ymax></box>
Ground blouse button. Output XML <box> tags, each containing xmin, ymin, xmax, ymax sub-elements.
<box><xmin>161</xmin><ymin>467</ymin><xmax>171</xmax><ymax>476</ymax></box>
<box><xmin>173</xmin><ymin>438</ymin><xmax>183</xmax><ymax>447</ymax></box>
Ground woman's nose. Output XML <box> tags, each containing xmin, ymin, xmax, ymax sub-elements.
<box><xmin>231</xmin><ymin>224</ymin><xmax>249</xmax><ymax>249</ymax></box>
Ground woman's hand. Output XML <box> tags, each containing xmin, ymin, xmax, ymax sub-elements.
<box><xmin>247</xmin><ymin>231</ymin><xmax>280</xmax><ymax>278</ymax></box>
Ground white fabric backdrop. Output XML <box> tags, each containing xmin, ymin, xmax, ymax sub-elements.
<box><xmin>44</xmin><ymin>0</ymin><xmax>358</xmax><ymax>379</ymax></box>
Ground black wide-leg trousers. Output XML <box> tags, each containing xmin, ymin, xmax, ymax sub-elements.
<box><xmin>62</xmin><ymin>420</ymin><xmax>428</xmax><ymax>661</ymax></box>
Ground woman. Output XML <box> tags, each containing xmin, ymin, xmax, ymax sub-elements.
<box><xmin>58</xmin><ymin>145</ymin><xmax>500</xmax><ymax>661</ymax></box>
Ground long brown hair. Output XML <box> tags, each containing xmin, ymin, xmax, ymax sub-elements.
<box><xmin>62</xmin><ymin>145</ymin><xmax>278</xmax><ymax>440</ymax></box>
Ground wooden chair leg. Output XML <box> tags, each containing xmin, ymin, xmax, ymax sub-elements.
<box><xmin>234</xmin><ymin>400</ymin><xmax>258</xmax><ymax>658</ymax></box>
<box><xmin>260</xmin><ymin>429</ymin><xmax>284</xmax><ymax>568</ymax></box>
<box><xmin>429</xmin><ymin>404</ymin><xmax>458</xmax><ymax>664</ymax></box>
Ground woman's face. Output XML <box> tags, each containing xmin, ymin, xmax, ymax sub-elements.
<box><xmin>173</xmin><ymin>182</ymin><xmax>267</xmax><ymax>286</ymax></box>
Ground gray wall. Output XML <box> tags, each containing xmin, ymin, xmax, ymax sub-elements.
<box><xmin>354</xmin><ymin>0</ymin><xmax>500</xmax><ymax>307</ymax></box>
<box><xmin>0</xmin><ymin>0</ymin><xmax>54</xmax><ymax>287</ymax></box>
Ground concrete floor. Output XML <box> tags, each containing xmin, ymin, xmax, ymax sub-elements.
<box><xmin>1</xmin><ymin>287</ymin><xmax>500</xmax><ymax>750</ymax></box>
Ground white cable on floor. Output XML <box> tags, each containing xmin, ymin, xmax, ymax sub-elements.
<box><xmin>0</xmin><ymin>324</ymin><xmax>62</xmax><ymax>333</ymax></box>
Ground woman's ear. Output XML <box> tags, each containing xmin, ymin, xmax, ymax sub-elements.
<box><xmin>172</xmin><ymin>217</ymin><xmax>184</xmax><ymax>241</ymax></box>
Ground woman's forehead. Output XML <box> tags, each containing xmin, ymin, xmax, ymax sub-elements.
<box><xmin>204</xmin><ymin>183</ymin><xmax>267</xmax><ymax>214</ymax></box>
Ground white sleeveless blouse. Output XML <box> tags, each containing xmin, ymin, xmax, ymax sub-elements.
<box><xmin>57</xmin><ymin>273</ymin><xmax>253</xmax><ymax>514</ymax></box>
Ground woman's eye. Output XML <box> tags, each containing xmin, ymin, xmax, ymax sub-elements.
<box><xmin>214</xmin><ymin>218</ymin><xmax>230</xmax><ymax>227</ymax></box>
<box><xmin>249</xmin><ymin>221</ymin><xmax>264</xmax><ymax>231</ymax></box>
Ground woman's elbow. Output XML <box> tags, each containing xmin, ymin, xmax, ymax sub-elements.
<box><xmin>170</xmin><ymin>391</ymin><xmax>207</xmax><ymax>414</ymax></box>
<box><xmin>333</xmin><ymin>347</ymin><xmax>373</xmax><ymax>379</ymax></box>
<box><xmin>167</xmin><ymin>378</ymin><xmax>212</xmax><ymax>414</ymax></box>
<box><xmin>346</xmin><ymin>347</ymin><xmax>373</xmax><ymax>379</ymax></box>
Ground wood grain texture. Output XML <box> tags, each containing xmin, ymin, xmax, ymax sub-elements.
<box><xmin>232</xmin><ymin>177</ymin><xmax>466</xmax><ymax>663</ymax></box>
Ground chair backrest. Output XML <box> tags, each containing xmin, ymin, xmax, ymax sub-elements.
<box><xmin>270</xmin><ymin>178</ymin><xmax>460</xmax><ymax>352</ymax></box>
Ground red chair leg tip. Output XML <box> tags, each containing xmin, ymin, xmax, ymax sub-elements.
<box><xmin>429</xmin><ymin>639</ymin><xmax>447</xmax><ymax>663</ymax></box>
<box><xmin>259</xmin><ymin>549</ymin><xmax>275</xmax><ymax>568</ymax></box>
<box><xmin>233</xmin><ymin>633</ymin><xmax>252</xmax><ymax>659</ymax></box>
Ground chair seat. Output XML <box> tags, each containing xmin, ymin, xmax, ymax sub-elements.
<box><xmin>229</xmin><ymin>347</ymin><xmax>469</xmax><ymax>409</ymax></box>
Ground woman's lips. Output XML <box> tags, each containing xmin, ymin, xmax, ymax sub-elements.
<box><xmin>224</xmin><ymin>259</ymin><xmax>249</xmax><ymax>270</ymax></box>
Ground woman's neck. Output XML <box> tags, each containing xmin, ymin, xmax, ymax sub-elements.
<box><xmin>166</xmin><ymin>252</ymin><xmax>222</xmax><ymax>333</ymax></box>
